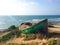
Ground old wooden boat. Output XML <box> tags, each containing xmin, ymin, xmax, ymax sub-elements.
<box><xmin>21</xmin><ymin>19</ymin><xmax>48</xmax><ymax>34</ymax></box>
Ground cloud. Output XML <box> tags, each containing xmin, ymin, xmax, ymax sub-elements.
<box><xmin>0</xmin><ymin>0</ymin><xmax>17</xmax><ymax>15</ymax></box>
<box><xmin>0</xmin><ymin>0</ymin><xmax>38</xmax><ymax>15</ymax></box>
<box><xmin>30</xmin><ymin>2</ymin><xmax>38</xmax><ymax>6</ymax></box>
<box><xmin>18</xmin><ymin>2</ymin><xmax>38</xmax><ymax>7</ymax></box>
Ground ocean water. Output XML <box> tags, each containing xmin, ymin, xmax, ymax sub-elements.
<box><xmin>12</xmin><ymin>15</ymin><xmax>60</xmax><ymax>24</ymax></box>
<box><xmin>0</xmin><ymin>15</ymin><xmax>60</xmax><ymax>30</ymax></box>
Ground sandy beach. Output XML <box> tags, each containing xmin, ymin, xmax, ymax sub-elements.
<box><xmin>3</xmin><ymin>24</ymin><xmax>59</xmax><ymax>45</ymax></box>
<box><xmin>48</xmin><ymin>24</ymin><xmax>60</xmax><ymax>33</ymax></box>
<box><xmin>0</xmin><ymin>24</ymin><xmax>60</xmax><ymax>45</ymax></box>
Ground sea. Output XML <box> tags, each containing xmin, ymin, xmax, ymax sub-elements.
<box><xmin>12</xmin><ymin>15</ymin><xmax>60</xmax><ymax>24</ymax></box>
<box><xmin>0</xmin><ymin>15</ymin><xmax>60</xmax><ymax>31</ymax></box>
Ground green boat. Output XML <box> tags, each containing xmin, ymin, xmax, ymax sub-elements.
<box><xmin>21</xmin><ymin>19</ymin><xmax>48</xmax><ymax>34</ymax></box>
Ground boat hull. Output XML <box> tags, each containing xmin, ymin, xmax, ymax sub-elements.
<box><xmin>21</xmin><ymin>19</ymin><xmax>48</xmax><ymax>34</ymax></box>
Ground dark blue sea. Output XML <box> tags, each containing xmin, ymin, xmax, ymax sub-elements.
<box><xmin>0</xmin><ymin>15</ymin><xmax>60</xmax><ymax>30</ymax></box>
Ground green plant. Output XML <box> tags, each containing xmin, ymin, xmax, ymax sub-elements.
<box><xmin>8</xmin><ymin>25</ymin><xmax>16</xmax><ymax>29</ymax></box>
<box><xmin>7</xmin><ymin>43</ymin><xmax>20</xmax><ymax>45</ymax></box>
<box><xmin>24</xmin><ymin>33</ymin><xmax>36</xmax><ymax>40</ymax></box>
<box><xmin>15</xmin><ymin>30</ymin><xmax>21</xmax><ymax>38</ymax></box>
<box><xmin>47</xmin><ymin>38</ymin><xmax>58</xmax><ymax>45</ymax></box>
<box><xmin>0</xmin><ymin>30</ymin><xmax>21</xmax><ymax>42</ymax></box>
<box><xmin>20</xmin><ymin>44</ymin><xmax>26</xmax><ymax>45</ymax></box>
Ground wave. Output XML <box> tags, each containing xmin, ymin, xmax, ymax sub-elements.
<box><xmin>48</xmin><ymin>18</ymin><xmax>60</xmax><ymax>24</ymax></box>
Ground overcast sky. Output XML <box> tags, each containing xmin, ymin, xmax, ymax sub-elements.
<box><xmin>0</xmin><ymin>0</ymin><xmax>60</xmax><ymax>15</ymax></box>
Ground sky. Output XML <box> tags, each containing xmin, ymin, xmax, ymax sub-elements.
<box><xmin>0</xmin><ymin>0</ymin><xmax>60</xmax><ymax>15</ymax></box>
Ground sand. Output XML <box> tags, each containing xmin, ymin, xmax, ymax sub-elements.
<box><xmin>6</xmin><ymin>37</ymin><xmax>47</xmax><ymax>45</ymax></box>
<box><xmin>0</xmin><ymin>24</ymin><xmax>60</xmax><ymax>45</ymax></box>
<box><xmin>0</xmin><ymin>32</ymin><xmax>10</xmax><ymax>37</ymax></box>
<box><xmin>48</xmin><ymin>24</ymin><xmax>60</xmax><ymax>33</ymax></box>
